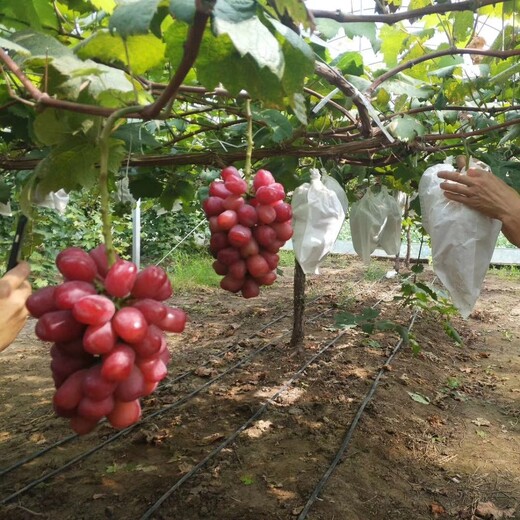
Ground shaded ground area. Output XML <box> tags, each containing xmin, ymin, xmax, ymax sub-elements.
<box><xmin>0</xmin><ymin>255</ymin><xmax>519</xmax><ymax>520</ymax></box>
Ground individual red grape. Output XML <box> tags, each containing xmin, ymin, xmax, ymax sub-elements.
<box><xmin>256</xmin><ymin>271</ymin><xmax>277</xmax><ymax>286</ymax></box>
<box><xmin>104</xmin><ymin>259</ymin><xmax>138</xmax><ymax>298</ymax></box>
<box><xmin>137</xmin><ymin>357</ymin><xmax>168</xmax><ymax>383</ymax></box>
<box><xmin>228</xmin><ymin>225</ymin><xmax>252</xmax><ymax>247</ymax></box>
<box><xmin>260</xmin><ymin>251</ymin><xmax>279</xmax><ymax>270</ymax></box>
<box><xmin>101</xmin><ymin>343</ymin><xmax>136</xmax><ymax>381</ymax></box>
<box><xmin>228</xmin><ymin>260</ymin><xmax>247</xmax><ymax>279</ymax></box>
<box><xmin>237</xmin><ymin>205</ymin><xmax>258</xmax><ymax>227</ymax></box>
<box><xmin>54</xmin><ymin>281</ymin><xmax>97</xmax><ymax>310</ymax></box>
<box><xmin>70</xmin><ymin>415</ymin><xmax>99</xmax><ymax>435</ymax></box>
<box><xmin>220</xmin><ymin>166</ymin><xmax>240</xmax><ymax>181</ymax></box>
<box><xmin>107</xmin><ymin>399</ymin><xmax>142</xmax><ymax>429</ymax></box>
<box><xmin>217</xmin><ymin>210</ymin><xmax>238</xmax><ymax>230</ymax></box>
<box><xmin>78</xmin><ymin>394</ymin><xmax>115</xmax><ymax>420</ymax></box>
<box><xmin>222</xmin><ymin>195</ymin><xmax>245</xmax><ymax>211</ymax></box>
<box><xmin>208</xmin><ymin>216</ymin><xmax>222</xmax><ymax>233</ymax></box>
<box><xmin>246</xmin><ymin>255</ymin><xmax>270</xmax><ymax>277</ymax></box>
<box><xmin>89</xmin><ymin>244</ymin><xmax>117</xmax><ymax>278</ymax></box>
<box><xmin>53</xmin><ymin>369</ymin><xmax>87</xmax><ymax>410</ymax></box>
<box><xmin>114</xmin><ymin>365</ymin><xmax>146</xmax><ymax>402</ymax></box>
<box><xmin>154</xmin><ymin>278</ymin><xmax>173</xmax><ymax>301</ymax></box>
<box><xmin>253</xmin><ymin>225</ymin><xmax>277</xmax><ymax>247</ymax></box>
<box><xmin>273</xmin><ymin>201</ymin><xmax>292</xmax><ymax>222</ymax></box>
<box><xmin>56</xmin><ymin>247</ymin><xmax>97</xmax><ymax>282</ymax></box>
<box><xmin>256</xmin><ymin>205</ymin><xmax>276</xmax><ymax>224</ymax></box>
<box><xmin>35</xmin><ymin>310</ymin><xmax>85</xmax><ymax>343</ymax></box>
<box><xmin>225</xmin><ymin>176</ymin><xmax>248</xmax><ymax>195</ymax></box>
<box><xmin>202</xmin><ymin>196</ymin><xmax>224</xmax><ymax>216</ymax></box>
<box><xmin>112</xmin><ymin>307</ymin><xmax>148</xmax><ymax>344</ymax></box>
<box><xmin>210</xmin><ymin>232</ymin><xmax>229</xmax><ymax>253</ymax></box>
<box><xmin>83</xmin><ymin>320</ymin><xmax>117</xmax><ymax>355</ymax></box>
<box><xmin>26</xmin><ymin>286</ymin><xmax>57</xmax><ymax>318</ymax></box>
<box><xmin>212</xmin><ymin>260</ymin><xmax>228</xmax><ymax>276</ymax></box>
<box><xmin>72</xmin><ymin>294</ymin><xmax>116</xmax><ymax>326</ymax></box>
<box><xmin>131</xmin><ymin>324</ymin><xmax>163</xmax><ymax>358</ymax></box>
<box><xmin>217</xmin><ymin>247</ymin><xmax>241</xmax><ymax>266</ymax></box>
<box><xmin>240</xmin><ymin>238</ymin><xmax>260</xmax><ymax>257</ymax></box>
<box><xmin>272</xmin><ymin>221</ymin><xmax>294</xmax><ymax>241</ymax></box>
<box><xmin>131</xmin><ymin>299</ymin><xmax>167</xmax><ymax>325</ymax></box>
<box><xmin>253</xmin><ymin>169</ymin><xmax>275</xmax><ymax>190</ymax></box>
<box><xmin>131</xmin><ymin>266</ymin><xmax>168</xmax><ymax>299</ymax></box>
<box><xmin>156</xmin><ymin>307</ymin><xmax>186</xmax><ymax>333</ymax></box>
<box><xmin>209</xmin><ymin>180</ymin><xmax>232</xmax><ymax>199</ymax></box>
<box><xmin>220</xmin><ymin>275</ymin><xmax>243</xmax><ymax>293</ymax></box>
<box><xmin>82</xmin><ymin>364</ymin><xmax>117</xmax><ymax>400</ymax></box>
<box><xmin>241</xmin><ymin>278</ymin><xmax>260</xmax><ymax>299</ymax></box>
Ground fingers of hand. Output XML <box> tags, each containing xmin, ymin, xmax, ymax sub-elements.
<box><xmin>0</xmin><ymin>262</ymin><xmax>31</xmax><ymax>298</ymax></box>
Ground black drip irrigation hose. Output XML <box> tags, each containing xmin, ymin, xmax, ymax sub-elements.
<box><xmin>296</xmin><ymin>309</ymin><xmax>420</xmax><ymax>520</ymax></box>
<box><xmin>0</xmin><ymin>298</ymin><xmax>336</xmax><ymax>505</ymax></box>
<box><xmin>139</xmin><ymin>330</ymin><xmax>349</xmax><ymax>520</ymax></box>
<box><xmin>0</xmin><ymin>297</ymin><xmax>324</xmax><ymax>480</ymax></box>
<box><xmin>0</xmin><ymin>274</ymin><xmax>388</xmax><ymax>504</ymax></box>
<box><xmin>164</xmin><ymin>294</ymin><xmax>324</xmax><ymax>388</ymax></box>
<box><xmin>139</xmin><ymin>276</ymin><xmax>405</xmax><ymax>519</ymax></box>
<box><xmin>0</xmin><ymin>433</ymin><xmax>78</xmax><ymax>478</ymax></box>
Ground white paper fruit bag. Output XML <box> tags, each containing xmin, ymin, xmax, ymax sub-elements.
<box><xmin>349</xmin><ymin>186</ymin><xmax>402</xmax><ymax>264</ymax></box>
<box><xmin>291</xmin><ymin>169</ymin><xmax>348</xmax><ymax>274</ymax></box>
<box><xmin>418</xmin><ymin>160</ymin><xmax>501</xmax><ymax>318</ymax></box>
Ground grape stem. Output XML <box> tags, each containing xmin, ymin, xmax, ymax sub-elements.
<box><xmin>98</xmin><ymin>105</ymin><xmax>141</xmax><ymax>266</ymax></box>
<box><xmin>244</xmin><ymin>99</ymin><xmax>253</xmax><ymax>184</ymax></box>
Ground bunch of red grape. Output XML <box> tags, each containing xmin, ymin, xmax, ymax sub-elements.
<box><xmin>26</xmin><ymin>245</ymin><xmax>186</xmax><ymax>435</ymax></box>
<box><xmin>203</xmin><ymin>167</ymin><xmax>293</xmax><ymax>298</ymax></box>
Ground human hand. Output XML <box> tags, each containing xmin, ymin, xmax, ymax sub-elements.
<box><xmin>0</xmin><ymin>261</ymin><xmax>32</xmax><ymax>352</ymax></box>
<box><xmin>437</xmin><ymin>166</ymin><xmax>519</xmax><ymax>222</ymax></box>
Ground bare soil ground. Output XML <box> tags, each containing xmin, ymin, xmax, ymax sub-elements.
<box><xmin>1</xmin><ymin>255</ymin><xmax>519</xmax><ymax>520</ymax></box>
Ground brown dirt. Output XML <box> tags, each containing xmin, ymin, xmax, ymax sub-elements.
<box><xmin>1</xmin><ymin>255</ymin><xmax>519</xmax><ymax>520</ymax></box>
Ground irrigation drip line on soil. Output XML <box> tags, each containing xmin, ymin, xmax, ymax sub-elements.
<box><xmin>0</xmin><ymin>433</ymin><xmax>78</xmax><ymax>478</ymax></box>
<box><xmin>139</xmin><ymin>278</ymin><xmax>408</xmax><ymax>519</ymax></box>
<box><xmin>297</xmin><ymin>309</ymin><xmax>420</xmax><ymax>520</ymax></box>
<box><xmin>0</xmin><ymin>296</ymin><xmax>325</xmax><ymax>481</ymax></box>
<box><xmin>0</xmin><ymin>295</ymin><xmax>343</xmax><ymax>505</ymax></box>
<box><xmin>139</xmin><ymin>329</ymin><xmax>350</xmax><ymax>520</ymax></box>
<box><xmin>1</xmin><ymin>272</ymin><xmax>398</xmax><ymax>509</ymax></box>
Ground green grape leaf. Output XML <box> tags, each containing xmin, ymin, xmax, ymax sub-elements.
<box><xmin>332</xmin><ymin>51</ymin><xmax>364</xmax><ymax>76</ymax></box>
<box><xmin>0</xmin><ymin>36</ymin><xmax>31</xmax><ymax>56</ymax></box>
<box><xmin>129</xmin><ymin>175</ymin><xmax>164</xmax><ymax>198</ymax></box>
<box><xmin>213</xmin><ymin>0</ymin><xmax>256</xmax><ymax>23</ymax></box>
<box><xmin>213</xmin><ymin>16</ymin><xmax>284</xmax><ymax>78</ymax></box>
<box><xmin>91</xmin><ymin>0</ymin><xmax>117</xmax><ymax>13</ymax></box>
<box><xmin>452</xmin><ymin>10</ymin><xmax>474</xmax><ymax>44</ymax></box>
<box><xmin>169</xmin><ymin>0</ymin><xmax>196</xmax><ymax>22</ymax></box>
<box><xmin>76</xmin><ymin>30</ymin><xmax>165</xmax><ymax>74</ymax></box>
<box><xmin>109</xmin><ymin>0</ymin><xmax>167</xmax><ymax>38</ymax></box>
<box><xmin>11</xmin><ymin>30</ymin><xmax>75</xmax><ymax>59</ymax></box>
<box><xmin>35</xmin><ymin>138</ymin><xmax>100</xmax><ymax>194</ymax></box>
<box><xmin>290</xmin><ymin>92</ymin><xmax>307</xmax><ymax>125</ymax></box>
<box><xmin>388</xmin><ymin>116</ymin><xmax>425</xmax><ymax>142</ymax></box>
<box><xmin>315</xmin><ymin>18</ymin><xmax>342</xmax><ymax>39</ymax></box>
<box><xmin>253</xmin><ymin>109</ymin><xmax>293</xmax><ymax>143</ymax></box>
<box><xmin>0</xmin><ymin>179</ymin><xmax>10</xmax><ymax>203</ymax></box>
<box><xmin>0</xmin><ymin>0</ymin><xmax>59</xmax><ymax>31</ymax></box>
<box><xmin>270</xmin><ymin>19</ymin><xmax>314</xmax><ymax>94</ymax></box>
<box><xmin>380</xmin><ymin>24</ymin><xmax>407</xmax><ymax>67</ymax></box>
<box><xmin>343</xmin><ymin>23</ymin><xmax>379</xmax><ymax>52</ymax></box>
<box><xmin>270</xmin><ymin>0</ymin><xmax>312</xmax><ymax>29</ymax></box>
